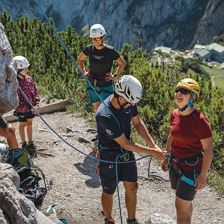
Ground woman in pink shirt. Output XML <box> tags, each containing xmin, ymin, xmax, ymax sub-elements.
<box><xmin>13</xmin><ymin>56</ymin><xmax>40</xmax><ymax>158</ymax></box>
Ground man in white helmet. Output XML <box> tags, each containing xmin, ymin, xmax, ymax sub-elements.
<box><xmin>77</xmin><ymin>23</ymin><xmax>126</xmax><ymax>111</ymax></box>
<box><xmin>96</xmin><ymin>75</ymin><xmax>165</xmax><ymax>224</ymax></box>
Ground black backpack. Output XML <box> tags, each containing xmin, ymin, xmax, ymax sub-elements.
<box><xmin>7</xmin><ymin>148</ymin><xmax>50</xmax><ymax>208</ymax></box>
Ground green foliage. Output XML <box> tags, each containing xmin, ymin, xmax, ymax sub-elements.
<box><xmin>1</xmin><ymin>11</ymin><xmax>90</xmax><ymax>112</ymax></box>
<box><xmin>209</xmin><ymin>171</ymin><xmax>224</xmax><ymax>195</ymax></box>
<box><xmin>180</xmin><ymin>58</ymin><xmax>208</xmax><ymax>75</ymax></box>
<box><xmin>1</xmin><ymin>11</ymin><xmax>224</xmax><ymax>184</ymax></box>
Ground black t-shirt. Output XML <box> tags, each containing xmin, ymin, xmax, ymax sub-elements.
<box><xmin>83</xmin><ymin>44</ymin><xmax>120</xmax><ymax>79</ymax></box>
<box><xmin>96</xmin><ymin>97</ymin><xmax>138</xmax><ymax>151</ymax></box>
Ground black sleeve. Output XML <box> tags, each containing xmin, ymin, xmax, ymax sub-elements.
<box><xmin>83</xmin><ymin>45</ymin><xmax>91</xmax><ymax>56</ymax></box>
<box><xmin>131</xmin><ymin>106</ymin><xmax>138</xmax><ymax>117</ymax></box>
<box><xmin>112</xmin><ymin>48</ymin><xmax>120</xmax><ymax>60</ymax></box>
<box><xmin>0</xmin><ymin>117</ymin><xmax>8</xmax><ymax>128</ymax></box>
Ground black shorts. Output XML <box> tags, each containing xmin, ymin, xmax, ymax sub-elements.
<box><xmin>14</xmin><ymin>111</ymin><xmax>35</xmax><ymax>122</ymax></box>
<box><xmin>169</xmin><ymin>166</ymin><xmax>200</xmax><ymax>201</ymax></box>
<box><xmin>99</xmin><ymin>151</ymin><xmax>137</xmax><ymax>194</ymax></box>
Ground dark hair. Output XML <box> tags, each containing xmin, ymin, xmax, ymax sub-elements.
<box><xmin>17</xmin><ymin>69</ymin><xmax>24</xmax><ymax>75</ymax></box>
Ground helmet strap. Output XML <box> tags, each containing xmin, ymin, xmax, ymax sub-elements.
<box><xmin>17</xmin><ymin>73</ymin><xmax>25</xmax><ymax>79</ymax></box>
<box><xmin>178</xmin><ymin>93</ymin><xmax>196</xmax><ymax>112</ymax></box>
<box><xmin>115</xmin><ymin>95</ymin><xmax>129</xmax><ymax>109</ymax></box>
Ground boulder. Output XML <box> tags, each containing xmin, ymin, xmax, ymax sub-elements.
<box><xmin>0</xmin><ymin>163</ymin><xmax>55</xmax><ymax>224</ymax></box>
<box><xmin>0</xmin><ymin>23</ymin><xmax>18</xmax><ymax>114</ymax></box>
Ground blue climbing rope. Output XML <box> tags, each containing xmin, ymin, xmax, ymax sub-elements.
<box><xmin>16</xmin><ymin>2</ymin><xmax>155</xmax><ymax>223</ymax></box>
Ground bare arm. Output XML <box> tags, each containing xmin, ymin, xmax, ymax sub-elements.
<box><xmin>166</xmin><ymin>133</ymin><xmax>173</xmax><ymax>153</ymax></box>
<box><xmin>114</xmin><ymin>56</ymin><xmax>126</xmax><ymax>77</ymax></box>
<box><xmin>131</xmin><ymin>114</ymin><xmax>157</xmax><ymax>148</ymax></box>
<box><xmin>114</xmin><ymin>134</ymin><xmax>165</xmax><ymax>161</ymax></box>
<box><xmin>161</xmin><ymin>132</ymin><xmax>173</xmax><ymax>171</ymax></box>
<box><xmin>201</xmin><ymin>137</ymin><xmax>213</xmax><ymax>174</ymax></box>
<box><xmin>105</xmin><ymin>56</ymin><xmax>126</xmax><ymax>81</ymax></box>
<box><xmin>77</xmin><ymin>52</ymin><xmax>88</xmax><ymax>74</ymax></box>
<box><xmin>0</xmin><ymin>116</ymin><xmax>15</xmax><ymax>133</ymax></box>
<box><xmin>195</xmin><ymin>137</ymin><xmax>213</xmax><ymax>191</ymax></box>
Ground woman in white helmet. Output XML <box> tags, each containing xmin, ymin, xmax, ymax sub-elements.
<box><xmin>77</xmin><ymin>23</ymin><xmax>126</xmax><ymax>111</ymax></box>
<box><xmin>96</xmin><ymin>75</ymin><xmax>165</xmax><ymax>224</ymax></box>
<box><xmin>13</xmin><ymin>56</ymin><xmax>40</xmax><ymax>158</ymax></box>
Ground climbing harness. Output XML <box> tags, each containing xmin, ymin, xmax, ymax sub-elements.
<box><xmin>167</xmin><ymin>152</ymin><xmax>203</xmax><ymax>186</ymax></box>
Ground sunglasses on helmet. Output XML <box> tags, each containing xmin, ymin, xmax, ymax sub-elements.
<box><xmin>175</xmin><ymin>88</ymin><xmax>191</xmax><ymax>95</ymax></box>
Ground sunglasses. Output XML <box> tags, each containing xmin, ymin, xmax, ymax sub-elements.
<box><xmin>175</xmin><ymin>88</ymin><xmax>191</xmax><ymax>95</ymax></box>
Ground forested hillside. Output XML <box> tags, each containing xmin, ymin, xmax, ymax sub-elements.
<box><xmin>1</xmin><ymin>0</ymin><xmax>224</xmax><ymax>50</ymax></box>
<box><xmin>1</xmin><ymin>11</ymin><xmax>223</xmax><ymax>190</ymax></box>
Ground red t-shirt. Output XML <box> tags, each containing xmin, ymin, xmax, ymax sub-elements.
<box><xmin>170</xmin><ymin>109</ymin><xmax>212</xmax><ymax>170</ymax></box>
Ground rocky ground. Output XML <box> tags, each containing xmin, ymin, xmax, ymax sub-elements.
<box><xmin>10</xmin><ymin>111</ymin><xmax>224</xmax><ymax>224</ymax></box>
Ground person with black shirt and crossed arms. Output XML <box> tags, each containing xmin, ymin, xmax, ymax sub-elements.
<box><xmin>77</xmin><ymin>24</ymin><xmax>126</xmax><ymax>111</ymax></box>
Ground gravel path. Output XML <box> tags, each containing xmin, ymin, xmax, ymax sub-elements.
<box><xmin>12</xmin><ymin>111</ymin><xmax>224</xmax><ymax>224</ymax></box>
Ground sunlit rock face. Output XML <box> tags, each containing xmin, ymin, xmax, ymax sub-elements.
<box><xmin>0</xmin><ymin>23</ymin><xmax>18</xmax><ymax>114</ymax></box>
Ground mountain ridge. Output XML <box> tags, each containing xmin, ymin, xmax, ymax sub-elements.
<box><xmin>0</xmin><ymin>0</ymin><xmax>223</xmax><ymax>50</ymax></box>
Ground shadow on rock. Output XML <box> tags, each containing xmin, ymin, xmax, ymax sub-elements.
<box><xmin>74</xmin><ymin>152</ymin><xmax>101</xmax><ymax>188</ymax></box>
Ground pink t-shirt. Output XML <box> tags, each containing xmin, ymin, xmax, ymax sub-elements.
<box><xmin>15</xmin><ymin>75</ymin><xmax>40</xmax><ymax>113</ymax></box>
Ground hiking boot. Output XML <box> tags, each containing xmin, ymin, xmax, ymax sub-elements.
<box><xmin>127</xmin><ymin>218</ymin><xmax>139</xmax><ymax>224</ymax></box>
<box><xmin>21</xmin><ymin>141</ymin><xmax>27</xmax><ymax>149</ymax></box>
<box><xmin>104</xmin><ymin>218</ymin><xmax>115</xmax><ymax>224</ymax></box>
<box><xmin>27</xmin><ymin>141</ymin><xmax>37</xmax><ymax>158</ymax></box>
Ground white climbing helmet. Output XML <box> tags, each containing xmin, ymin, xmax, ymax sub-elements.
<box><xmin>90</xmin><ymin>24</ymin><xmax>106</xmax><ymax>38</ymax></box>
<box><xmin>13</xmin><ymin>56</ymin><xmax>30</xmax><ymax>69</ymax></box>
<box><xmin>115</xmin><ymin>75</ymin><xmax>143</xmax><ymax>104</ymax></box>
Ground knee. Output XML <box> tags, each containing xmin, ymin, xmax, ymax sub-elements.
<box><xmin>19</xmin><ymin>122</ymin><xmax>27</xmax><ymax>128</ymax></box>
<box><xmin>125</xmin><ymin>182</ymin><xmax>138</xmax><ymax>195</ymax></box>
<box><xmin>102</xmin><ymin>185</ymin><xmax>116</xmax><ymax>195</ymax></box>
<box><xmin>102</xmin><ymin>191</ymin><xmax>114</xmax><ymax>198</ymax></box>
<box><xmin>27</xmin><ymin>120</ymin><xmax>33</xmax><ymax>126</ymax></box>
<box><xmin>175</xmin><ymin>202</ymin><xmax>192</xmax><ymax>223</ymax></box>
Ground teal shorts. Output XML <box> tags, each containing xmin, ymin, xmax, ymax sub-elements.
<box><xmin>87</xmin><ymin>84</ymin><xmax>114</xmax><ymax>104</ymax></box>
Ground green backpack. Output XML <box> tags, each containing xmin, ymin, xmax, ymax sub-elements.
<box><xmin>7</xmin><ymin>148</ymin><xmax>30</xmax><ymax>169</ymax></box>
<box><xmin>7</xmin><ymin>148</ymin><xmax>49</xmax><ymax>208</ymax></box>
